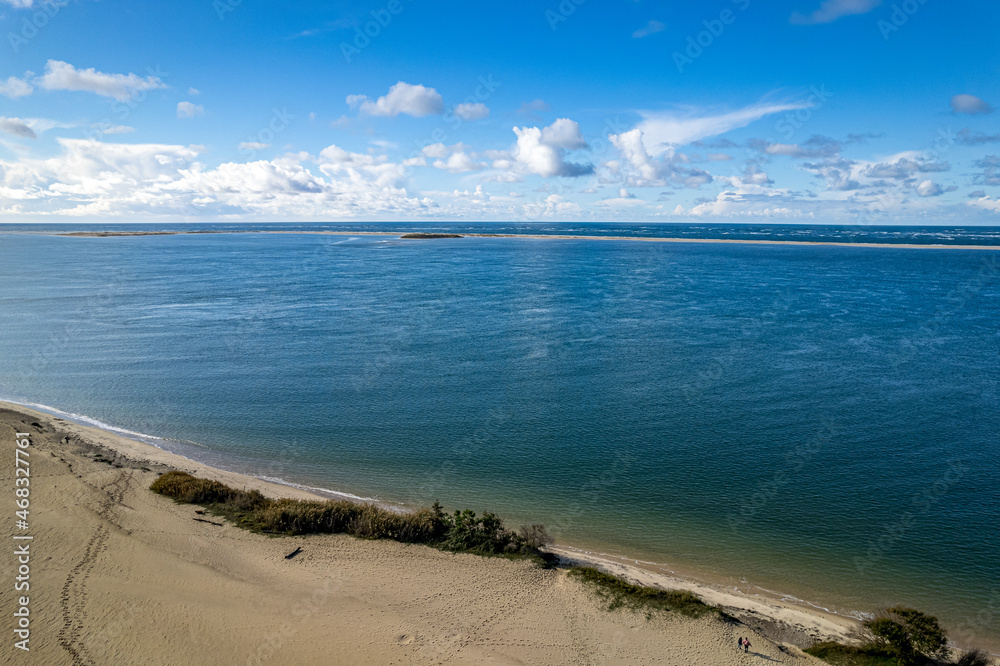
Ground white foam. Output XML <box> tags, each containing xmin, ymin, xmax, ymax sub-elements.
<box><xmin>11</xmin><ymin>399</ymin><xmax>166</xmax><ymax>442</ymax></box>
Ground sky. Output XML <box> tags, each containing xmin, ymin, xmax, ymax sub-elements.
<box><xmin>0</xmin><ymin>0</ymin><xmax>998</xmax><ymax>224</ymax></box>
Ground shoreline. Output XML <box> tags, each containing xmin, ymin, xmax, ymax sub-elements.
<box><xmin>46</xmin><ymin>228</ymin><xmax>1000</xmax><ymax>250</ymax></box>
<box><xmin>1</xmin><ymin>398</ymin><xmax>859</xmax><ymax>650</ymax></box>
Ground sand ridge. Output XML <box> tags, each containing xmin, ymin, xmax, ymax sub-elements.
<box><xmin>49</xmin><ymin>228</ymin><xmax>1000</xmax><ymax>250</ymax></box>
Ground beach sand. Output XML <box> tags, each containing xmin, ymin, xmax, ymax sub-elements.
<box><xmin>1</xmin><ymin>401</ymin><xmax>850</xmax><ymax>665</ymax></box>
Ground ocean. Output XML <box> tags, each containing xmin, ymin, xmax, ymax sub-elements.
<box><xmin>1</xmin><ymin>222</ymin><xmax>998</xmax><ymax>648</ymax></box>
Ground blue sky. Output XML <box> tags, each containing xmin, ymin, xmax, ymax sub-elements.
<box><xmin>1</xmin><ymin>0</ymin><xmax>998</xmax><ymax>223</ymax></box>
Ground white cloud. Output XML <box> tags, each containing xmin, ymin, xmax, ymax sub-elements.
<box><xmin>37</xmin><ymin>60</ymin><xmax>166</xmax><ymax>101</ymax></box>
<box><xmin>0</xmin><ymin>117</ymin><xmax>36</xmax><ymax>139</ymax></box>
<box><xmin>188</xmin><ymin>87</ymin><xmax>200</xmax><ymax>96</ymax></box>
<box><xmin>454</xmin><ymin>102</ymin><xmax>489</xmax><ymax>121</ymax></box>
<box><xmin>951</xmin><ymin>94</ymin><xmax>992</xmax><ymax>115</ymax></box>
<box><xmin>433</xmin><ymin>152</ymin><xmax>483</xmax><ymax>173</ymax></box>
<box><xmin>0</xmin><ymin>140</ymin><xmax>437</xmax><ymax>219</ymax></box>
<box><xmin>607</xmin><ymin>129</ymin><xmax>712</xmax><ymax>188</ymax></box>
<box><xmin>0</xmin><ymin>76</ymin><xmax>33</xmax><ymax>99</ymax></box>
<box><xmin>540</xmin><ymin>118</ymin><xmax>588</xmax><ymax>149</ymax></box>
<box><xmin>512</xmin><ymin>119</ymin><xmax>593</xmax><ymax>178</ymax></box>
<box><xmin>915</xmin><ymin>180</ymin><xmax>943</xmax><ymax>197</ymax></box>
<box><xmin>100</xmin><ymin>125</ymin><xmax>135</xmax><ymax>135</ymax></box>
<box><xmin>348</xmin><ymin>81</ymin><xmax>444</xmax><ymax>117</ymax></box>
<box><xmin>238</xmin><ymin>141</ymin><xmax>270</xmax><ymax>151</ymax></box>
<box><xmin>177</xmin><ymin>102</ymin><xmax>205</xmax><ymax>118</ymax></box>
<box><xmin>636</xmin><ymin>101</ymin><xmax>810</xmax><ymax>155</ymax></box>
<box><xmin>633</xmin><ymin>20</ymin><xmax>666</xmax><ymax>38</ymax></box>
<box><xmin>1</xmin><ymin>0</ymin><xmax>35</xmax><ymax>7</ymax></box>
<box><xmin>968</xmin><ymin>196</ymin><xmax>1000</xmax><ymax>213</ymax></box>
<box><xmin>420</xmin><ymin>143</ymin><xmax>484</xmax><ymax>173</ymax></box>
<box><xmin>790</xmin><ymin>0</ymin><xmax>881</xmax><ymax>25</ymax></box>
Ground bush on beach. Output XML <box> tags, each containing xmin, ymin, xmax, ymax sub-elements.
<box><xmin>151</xmin><ymin>471</ymin><xmax>547</xmax><ymax>559</ymax></box>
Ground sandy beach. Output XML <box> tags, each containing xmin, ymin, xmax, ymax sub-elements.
<box><xmin>0</xmin><ymin>400</ymin><xmax>863</xmax><ymax>665</ymax></box>
<box><xmin>49</xmin><ymin>229</ymin><xmax>1000</xmax><ymax>250</ymax></box>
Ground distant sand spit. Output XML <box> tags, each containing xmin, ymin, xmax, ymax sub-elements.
<box><xmin>50</xmin><ymin>228</ymin><xmax>1000</xmax><ymax>250</ymax></box>
<box><xmin>2</xmin><ymin>400</ymin><xmax>854</xmax><ymax>665</ymax></box>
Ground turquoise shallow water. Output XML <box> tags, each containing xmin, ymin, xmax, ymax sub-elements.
<box><xmin>1</xmin><ymin>225</ymin><xmax>998</xmax><ymax>648</ymax></box>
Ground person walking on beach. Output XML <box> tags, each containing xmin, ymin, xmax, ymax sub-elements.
<box><xmin>737</xmin><ymin>637</ymin><xmax>743</xmax><ymax>652</ymax></box>
<box><xmin>743</xmin><ymin>637</ymin><xmax>751</xmax><ymax>653</ymax></box>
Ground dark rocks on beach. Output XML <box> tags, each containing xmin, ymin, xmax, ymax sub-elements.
<box><xmin>398</xmin><ymin>233</ymin><xmax>464</xmax><ymax>239</ymax></box>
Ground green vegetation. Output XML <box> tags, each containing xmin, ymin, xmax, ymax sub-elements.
<box><xmin>808</xmin><ymin>606</ymin><xmax>993</xmax><ymax>666</ymax></box>
<box><xmin>955</xmin><ymin>651</ymin><xmax>991</xmax><ymax>666</ymax></box>
<box><xmin>567</xmin><ymin>566</ymin><xmax>717</xmax><ymax>619</ymax></box>
<box><xmin>861</xmin><ymin>607</ymin><xmax>949</xmax><ymax>665</ymax></box>
<box><xmin>150</xmin><ymin>471</ymin><xmax>553</xmax><ymax>562</ymax></box>
<box><xmin>804</xmin><ymin>642</ymin><xmax>898</xmax><ymax>666</ymax></box>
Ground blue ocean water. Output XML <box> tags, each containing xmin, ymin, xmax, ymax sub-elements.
<box><xmin>1</xmin><ymin>224</ymin><xmax>998</xmax><ymax>647</ymax></box>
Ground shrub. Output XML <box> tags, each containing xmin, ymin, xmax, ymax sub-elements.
<box><xmin>150</xmin><ymin>471</ymin><xmax>545</xmax><ymax>561</ymax></box>
<box><xmin>860</xmin><ymin>607</ymin><xmax>949</xmax><ymax>666</ymax></box>
<box><xmin>442</xmin><ymin>509</ymin><xmax>521</xmax><ymax>555</ymax></box>
<box><xmin>804</xmin><ymin>641</ymin><xmax>897</xmax><ymax>666</ymax></box>
<box><xmin>518</xmin><ymin>524</ymin><xmax>553</xmax><ymax>550</ymax></box>
<box><xmin>150</xmin><ymin>470</ymin><xmax>236</xmax><ymax>504</ymax></box>
<box><xmin>956</xmin><ymin>650</ymin><xmax>991</xmax><ymax>666</ymax></box>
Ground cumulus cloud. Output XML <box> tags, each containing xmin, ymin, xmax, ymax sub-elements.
<box><xmin>0</xmin><ymin>117</ymin><xmax>36</xmax><ymax>139</ymax></box>
<box><xmin>421</xmin><ymin>143</ymin><xmax>484</xmax><ymax>173</ymax></box>
<box><xmin>951</xmin><ymin>94</ymin><xmax>992</xmax><ymax>115</ymax></box>
<box><xmin>608</xmin><ymin>129</ymin><xmax>712</xmax><ymax>188</ymax></box>
<box><xmin>36</xmin><ymin>60</ymin><xmax>166</xmax><ymax>101</ymax></box>
<box><xmin>540</xmin><ymin>118</ymin><xmax>588</xmax><ymax>149</ymax></box>
<box><xmin>348</xmin><ymin>81</ymin><xmax>444</xmax><ymax>117</ymax></box>
<box><xmin>636</xmin><ymin>101</ymin><xmax>811</xmax><ymax>155</ymax></box>
<box><xmin>177</xmin><ymin>102</ymin><xmax>204</xmax><ymax>118</ymax></box>
<box><xmin>790</xmin><ymin>0</ymin><xmax>881</xmax><ymax>25</ymax></box>
<box><xmin>454</xmin><ymin>102</ymin><xmax>489</xmax><ymax>121</ymax></box>
<box><xmin>967</xmin><ymin>195</ymin><xmax>1000</xmax><ymax>213</ymax></box>
<box><xmin>915</xmin><ymin>180</ymin><xmax>943</xmax><ymax>197</ymax></box>
<box><xmin>512</xmin><ymin>119</ymin><xmax>593</xmax><ymax>177</ymax></box>
<box><xmin>0</xmin><ymin>76</ymin><xmax>33</xmax><ymax>99</ymax></box>
<box><xmin>0</xmin><ymin>139</ymin><xmax>440</xmax><ymax>219</ymax></box>
<box><xmin>633</xmin><ymin>20</ymin><xmax>666</xmax><ymax>38</ymax></box>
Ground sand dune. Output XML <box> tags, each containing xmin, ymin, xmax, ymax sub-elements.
<box><xmin>1</xmin><ymin>402</ymin><xmax>838</xmax><ymax>665</ymax></box>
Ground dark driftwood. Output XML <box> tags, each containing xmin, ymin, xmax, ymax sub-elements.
<box><xmin>193</xmin><ymin>517</ymin><xmax>223</xmax><ymax>526</ymax></box>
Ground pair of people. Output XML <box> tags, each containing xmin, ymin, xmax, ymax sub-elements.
<box><xmin>736</xmin><ymin>636</ymin><xmax>751</xmax><ymax>653</ymax></box>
